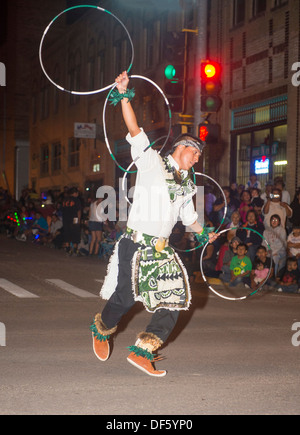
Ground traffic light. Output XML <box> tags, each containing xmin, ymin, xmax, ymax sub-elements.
<box><xmin>198</xmin><ymin>123</ymin><xmax>220</xmax><ymax>144</ymax></box>
<box><xmin>164</xmin><ymin>31</ymin><xmax>185</xmax><ymax>113</ymax></box>
<box><xmin>200</xmin><ymin>60</ymin><xmax>222</xmax><ymax>113</ymax></box>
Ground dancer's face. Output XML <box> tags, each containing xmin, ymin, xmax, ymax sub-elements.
<box><xmin>176</xmin><ymin>146</ymin><xmax>201</xmax><ymax>171</ymax></box>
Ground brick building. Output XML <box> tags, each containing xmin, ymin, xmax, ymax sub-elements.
<box><xmin>208</xmin><ymin>0</ymin><xmax>300</xmax><ymax>197</ymax></box>
<box><xmin>1</xmin><ymin>0</ymin><xmax>299</xmax><ymax>201</ymax></box>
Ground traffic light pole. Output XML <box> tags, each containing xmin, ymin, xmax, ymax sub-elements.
<box><xmin>194</xmin><ymin>0</ymin><xmax>208</xmax><ymax>137</ymax></box>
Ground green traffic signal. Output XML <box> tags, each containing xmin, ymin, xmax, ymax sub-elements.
<box><xmin>164</xmin><ymin>64</ymin><xmax>176</xmax><ymax>80</ymax></box>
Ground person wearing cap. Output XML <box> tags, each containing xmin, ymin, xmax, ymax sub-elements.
<box><xmin>90</xmin><ymin>71</ymin><xmax>218</xmax><ymax>377</ymax></box>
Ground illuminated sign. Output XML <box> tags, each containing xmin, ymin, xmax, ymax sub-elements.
<box><xmin>254</xmin><ymin>158</ymin><xmax>269</xmax><ymax>174</ymax></box>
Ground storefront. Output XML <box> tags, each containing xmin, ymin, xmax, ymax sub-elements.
<box><xmin>230</xmin><ymin>95</ymin><xmax>288</xmax><ymax>190</ymax></box>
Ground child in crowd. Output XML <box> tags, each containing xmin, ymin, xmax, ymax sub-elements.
<box><xmin>276</xmin><ymin>257</ymin><xmax>300</xmax><ymax>294</ymax></box>
<box><xmin>252</xmin><ymin>261</ymin><xmax>269</xmax><ymax>288</ymax></box>
<box><xmin>226</xmin><ymin>210</ymin><xmax>241</xmax><ymax>241</ymax></box>
<box><xmin>221</xmin><ymin>242</ymin><xmax>252</xmax><ymax>287</ymax></box>
<box><xmin>219</xmin><ymin>236</ymin><xmax>241</xmax><ymax>281</ymax></box>
<box><xmin>287</xmin><ymin>226</ymin><xmax>300</xmax><ymax>269</ymax></box>
<box><xmin>263</xmin><ymin>214</ymin><xmax>287</xmax><ymax>275</ymax></box>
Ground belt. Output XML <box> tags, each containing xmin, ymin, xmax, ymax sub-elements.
<box><xmin>126</xmin><ymin>227</ymin><xmax>169</xmax><ymax>252</ymax></box>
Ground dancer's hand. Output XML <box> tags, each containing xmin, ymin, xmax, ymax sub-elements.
<box><xmin>115</xmin><ymin>71</ymin><xmax>129</xmax><ymax>94</ymax></box>
<box><xmin>208</xmin><ymin>232</ymin><xmax>219</xmax><ymax>243</ymax></box>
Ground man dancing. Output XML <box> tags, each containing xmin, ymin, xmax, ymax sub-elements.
<box><xmin>90</xmin><ymin>71</ymin><xmax>217</xmax><ymax>377</ymax></box>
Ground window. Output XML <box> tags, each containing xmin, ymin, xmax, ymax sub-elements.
<box><xmin>233</xmin><ymin>0</ymin><xmax>246</xmax><ymax>26</ymax></box>
<box><xmin>97</xmin><ymin>35</ymin><xmax>106</xmax><ymax>89</ymax></box>
<box><xmin>252</xmin><ymin>0</ymin><xmax>266</xmax><ymax>16</ymax></box>
<box><xmin>32</xmin><ymin>81</ymin><xmax>38</xmax><ymax>124</ymax></box>
<box><xmin>88</xmin><ymin>39</ymin><xmax>96</xmax><ymax>91</ymax></box>
<box><xmin>40</xmin><ymin>144</ymin><xmax>49</xmax><ymax>176</ymax></box>
<box><xmin>40</xmin><ymin>77</ymin><xmax>50</xmax><ymax>120</ymax></box>
<box><xmin>273</xmin><ymin>0</ymin><xmax>288</xmax><ymax>8</ymax></box>
<box><xmin>68</xmin><ymin>138</ymin><xmax>80</xmax><ymax>168</ymax></box>
<box><xmin>53</xmin><ymin>65</ymin><xmax>60</xmax><ymax>114</ymax></box>
<box><xmin>68</xmin><ymin>50</ymin><xmax>81</xmax><ymax>105</ymax></box>
<box><xmin>52</xmin><ymin>142</ymin><xmax>61</xmax><ymax>172</ymax></box>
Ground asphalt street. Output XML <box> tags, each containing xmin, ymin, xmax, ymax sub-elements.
<box><xmin>0</xmin><ymin>235</ymin><xmax>299</xmax><ymax>416</ymax></box>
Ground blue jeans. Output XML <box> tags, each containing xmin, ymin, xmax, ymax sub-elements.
<box><xmin>276</xmin><ymin>283</ymin><xmax>299</xmax><ymax>294</ymax></box>
<box><xmin>220</xmin><ymin>266</ymin><xmax>246</xmax><ymax>286</ymax></box>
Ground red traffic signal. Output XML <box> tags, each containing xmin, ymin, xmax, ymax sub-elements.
<box><xmin>198</xmin><ymin>123</ymin><xmax>220</xmax><ymax>144</ymax></box>
<box><xmin>201</xmin><ymin>60</ymin><xmax>222</xmax><ymax>113</ymax></box>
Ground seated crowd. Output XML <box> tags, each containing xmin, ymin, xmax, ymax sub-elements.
<box><xmin>0</xmin><ymin>186</ymin><xmax>124</xmax><ymax>259</ymax></box>
<box><xmin>1</xmin><ymin>175</ymin><xmax>300</xmax><ymax>294</ymax></box>
<box><xmin>173</xmin><ymin>175</ymin><xmax>300</xmax><ymax>294</ymax></box>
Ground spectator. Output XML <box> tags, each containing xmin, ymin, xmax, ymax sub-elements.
<box><xmin>40</xmin><ymin>197</ymin><xmax>55</xmax><ymax>228</ymax></box>
<box><xmin>251</xmin><ymin>197</ymin><xmax>264</xmax><ymax>223</ymax></box>
<box><xmin>62</xmin><ymin>187</ymin><xmax>82</xmax><ymax>255</ymax></box>
<box><xmin>287</xmin><ymin>225</ymin><xmax>300</xmax><ymax>269</ymax></box>
<box><xmin>204</xmin><ymin>185</ymin><xmax>216</xmax><ymax>217</ymax></box>
<box><xmin>88</xmin><ymin>196</ymin><xmax>104</xmax><ymax>256</ymax></box>
<box><xmin>261</xmin><ymin>181</ymin><xmax>273</xmax><ymax>204</ymax></box>
<box><xmin>236</xmin><ymin>210</ymin><xmax>265</xmax><ymax>261</ymax></box>
<box><xmin>250</xmin><ymin>245</ymin><xmax>275</xmax><ymax>287</ymax></box>
<box><xmin>226</xmin><ymin>210</ymin><xmax>241</xmax><ymax>241</ymax></box>
<box><xmin>248</xmin><ymin>260</ymin><xmax>270</xmax><ymax>291</ymax></box>
<box><xmin>246</xmin><ymin>173</ymin><xmax>261</xmax><ymax>190</ymax></box>
<box><xmin>221</xmin><ymin>242</ymin><xmax>252</xmax><ymax>287</ymax></box>
<box><xmin>24</xmin><ymin>211</ymin><xmax>48</xmax><ymax>242</ymax></box>
<box><xmin>250</xmin><ymin>187</ymin><xmax>260</xmax><ymax>202</ymax></box>
<box><xmin>263</xmin><ymin>214</ymin><xmax>287</xmax><ymax>275</ymax></box>
<box><xmin>230</xmin><ymin>182</ymin><xmax>240</xmax><ymax>202</ymax></box>
<box><xmin>263</xmin><ymin>188</ymin><xmax>292</xmax><ymax>229</ymax></box>
<box><xmin>274</xmin><ymin>177</ymin><xmax>290</xmax><ymax>204</ymax></box>
<box><xmin>276</xmin><ymin>257</ymin><xmax>300</xmax><ymax>294</ymax></box>
<box><xmin>219</xmin><ymin>236</ymin><xmax>241</xmax><ymax>281</ymax></box>
<box><xmin>212</xmin><ymin>186</ymin><xmax>239</xmax><ymax>228</ymax></box>
<box><xmin>239</xmin><ymin>190</ymin><xmax>252</xmax><ymax>224</ymax></box>
<box><xmin>43</xmin><ymin>213</ymin><xmax>63</xmax><ymax>248</ymax></box>
<box><xmin>237</xmin><ymin>184</ymin><xmax>245</xmax><ymax>198</ymax></box>
<box><xmin>78</xmin><ymin>226</ymin><xmax>91</xmax><ymax>256</ymax></box>
<box><xmin>289</xmin><ymin>188</ymin><xmax>300</xmax><ymax>227</ymax></box>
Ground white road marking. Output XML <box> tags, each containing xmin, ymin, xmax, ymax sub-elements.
<box><xmin>45</xmin><ymin>279</ymin><xmax>98</xmax><ymax>298</ymax></box>
<box><xmin>0</xmin><ymin>279</ymin><xmax>39</xmax><ymax>298</ymax></box>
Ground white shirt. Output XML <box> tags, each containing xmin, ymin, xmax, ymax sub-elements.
<box><xmin>263</xmin><ymin>201</ymin><xmax>292</xmax><ymax>228</ymax></box>
<box><xmin>126</xmin><ymin>129</ymin><xmax>198</xmax><ymax>238</ymax></box>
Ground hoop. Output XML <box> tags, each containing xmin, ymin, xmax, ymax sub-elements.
<box><xmin>102</xmin><ymin>75</ymin><xmax>172</xmax><ymax>174</ymax></box>
<box><xmin>39</xmin><ymin>5</ymin><xmax>134</xmax><ymax>95</ymax></box>
<box><xmin>199</xmin><ymin>226</ymin><xmax>273</xmax><ymax>301</ymax></box>
<box><xmin>170</xmin><ymin>172</ymin><xmax>227</xmax><ymax>253</ymax></box>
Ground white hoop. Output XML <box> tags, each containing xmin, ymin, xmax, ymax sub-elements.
<box><xmin>39</xmin><ymin>5</ymin><xmax>134</xmax><ymax>95</ymax></box>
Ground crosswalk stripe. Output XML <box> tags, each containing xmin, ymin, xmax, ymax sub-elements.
<box><xmin>0</xmin><ymin>279</ymin><xmax>39</xmax><ymax>298</ymax></box>
<box><xmin>45</xmin><ymin>279</ymin><xmax>98</xmax><ymax>298</ymax></box>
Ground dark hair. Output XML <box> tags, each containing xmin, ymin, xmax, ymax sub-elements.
<box><xmin>246</xmin><ymin>209</ymin><xmax>257</xmax><ymax>220</ymax></box>
<box><xmin>270</xmin><ymin>214</ymin><xmax>281</xmax><ymax>224</ymax></box>
<box><xmin>237</xmin><ymin>242</ymin><xmax>248</xmax><ymax>251</ymax></box>
<box><xmin>171</xmin><ymin>133</ymin><xmax>205</xmax><ymax>152</ymax></box>
<box><xmin>255</xmin><ymin>260</ymin><xmax>264</xmax><ymax>268</ymax></box>
<box><xmin>287</xmin><ymin>256</ymin><xmax>297</xmax><ymax>264</ymax></box>
<box><xmin>256</xmin><ymin>245</ymin><xmax>267</xmax><ymax>252</ymax></box>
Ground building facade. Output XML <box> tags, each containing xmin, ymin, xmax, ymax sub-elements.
<box><xmin>1</xmin><ymin>0</ymin><xmax>299</xmax><ymax>202</ymax></box>
<box><xmin>209</xmin><ymin>0</ymin><xmax>300</xmax><ymax>197</ymax></box>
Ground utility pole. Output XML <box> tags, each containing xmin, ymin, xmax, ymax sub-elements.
<box><xmin>194</xmin><ymin>0</ymin><xmax>208</xmax><ymax>136</ymax></box>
